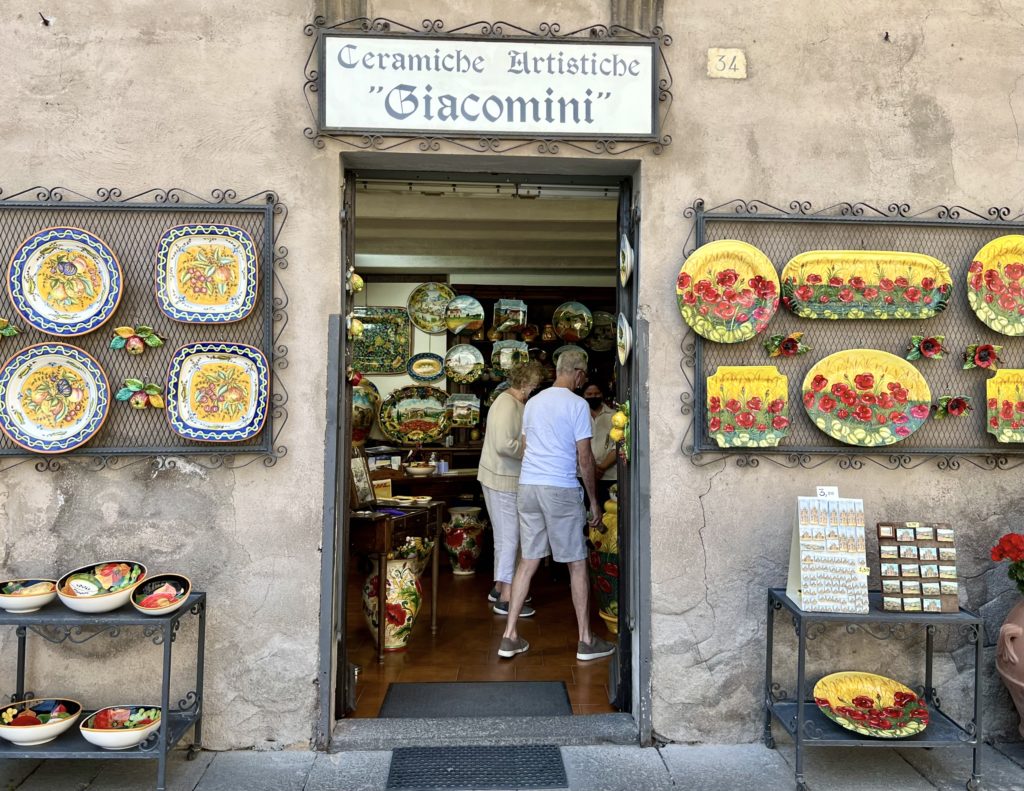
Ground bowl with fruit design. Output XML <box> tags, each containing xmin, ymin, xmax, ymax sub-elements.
<box><xmin>80</xmin><ymin>705</ymin><xmax>161</xmax><ymax>750</ymax></box>
<box><xmin>131</xmin><ymin>574</ymin><xmax>191</xmax><ymax>616</ymax></box>
<box><xmin>0</xmin><ymin>698</ymin><xmax>81</xmax><ymax>746</ymax></box>
<box><xmin>0</xmin><ymin>579</ymin><xmax>57</xmax><ymax>613</ymax></box>
<box><xmin>57</xmin><ymin>561</ymin><xmax>146</xmax><ymax>614</ymax></box>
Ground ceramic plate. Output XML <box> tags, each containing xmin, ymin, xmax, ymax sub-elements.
<box><xmin>446</xmin><ymin>393</ymin><xmax>481</xmax><ymax>427</ymax></box>
<box><xmin>155</xmin><ymin>224</ymin><xmax>258</xmax><ymax>323</ymax></box>
<box><xmin>814</xmin><ymin>671</ymin><xmax>929</xmax><ymax>738</ymax></box>
<box><xmin>617</xmin><ymin>313</ymin><xmax>632</xmax><ymax>366</ymax></box>
<box><xmin>407</xmin><ymin>352</ymin><xmax>445</xmax><ymax>383</ymax></box>
<box><xmin>986</xmin><ymin>369</ymin><xmax>1024</xmax><ymax>442</ymax></box>
<box><xmin>491</xmin><ymin>340</ymin><xmax>529</xmax><ymax>372</ymax></box>
<box><xmin>407</xmin><ymin>282</ymin><xmax>456</xmax><ymax>334</ymax></box>
<box><xmin>378</xmin><ymin>385</ymin><xmax>451</xmax><ymax>445</ymax></box>
<box><xmin>802</xmin><ymin>349</ymin><xmax>931</xmax><ymax>447</ymax></box>
<box><xmin>552</xmin><ymin>301</ymin><xmax>593</xmax><ymax>342</ymax></box>
<box><xmin>444</xmin><ymin>295</ymin><xmax>485</xmax><ymax>335</ymax></box>
<box><xmin>619</xmin><ymin>233</ymin><xmax>634</xmax><ymax>287</ymax></box>
<box><xmin>706</xmin><ymin>366</ymin><xmax>789</xmax><ymax>448</ymax></box>
<box><xmin>352</xmin><ymin>306</ymin><xmax>411</xmax><ymax>375</ymax></box>
<box><xmin>968</xmin><ymin>235</ymin><xmax>1024</xmax><ymax>335</ymax></box>
<box><xmin>676</xmin><ymin>240</ymin><xmax>779</xmax><ymax>343</ymax></box>
<box><xmin>7</xmin><ymin>227</ymin><xmax>123</xmax><ymax>336</ymax></box>
<box><xmin>0</xmin><ymin>343</ymin><xmax>110</xmax><ymax>453</ymax></box>
<box><xmin>493</xmin><ymin>299</ymin><xmax>527</xmax><ymax>332</ymax></box>
<box><xmin>444</xmin><ymin>344</ymin><xmax>485</xmax><ymax>383</ymax></box>
<box><xmin>165</xmin><ymin>342</ymin><xmax>269</xmax><ymax>442</ymax></box>
<box><xmin>587</xmin><ymin>311</ymin><xmax>616</xmax><ymax>352</ymax></box>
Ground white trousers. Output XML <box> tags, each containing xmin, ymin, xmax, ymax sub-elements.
<box><xmin>481</xmin><ymin>485</ymin><xmax>519</xmax><ymax>585</ymax></box>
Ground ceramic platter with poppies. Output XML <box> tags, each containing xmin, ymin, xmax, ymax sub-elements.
<box><xmin>406</xmin><ymin>352</ymin><xmax>444</xmax><ymax>383</ymax></box>
<box><xmin>378</xmin><ymin>385</ymin><xmax>451</xmax><ymax>445</ymax></box>
<box><xmin>676</xmin><ymin>240</ymin><xmax>779</xmax><ymax>343</ymax></box>
<box><xmin>587</xmin><ymin>311</ymin><xmax>615</xmax><ymax>352</ymax></box>
<box><xmin>967</xmin><ymin>235</ymin><xmax>1024</xmax><ymax>335</ymax></box>
<box><xmin>444</xmin><ymin>295</ymin><xmax>485</xmax><ymax>335</ymax></box>
<box><xmin>553</xmin><ymin>301</ymin><xmax>593</xmax><ymax>342</ymax></box>
<box><xmin>706</xmin><ymin>366</ymin><xmax>789</xmax><ymax>448</ymax></box>
<box><xmin>407</xmin><ymin>282</ymin><xmax>456</xmax><ymax>334</ymax></box>
<box><xmin>802</xmin><ymin>349</ymin><xmax>931</xmax><ymax>447</ymax></box>
<box><xmin>781</xmin><ymin>250</ymin><xmax>952</xmax><ymax>320</ymax></box>
<box><xmin>444</xmin><ymin>344</ymin><xmax>485</xmax><ymax>383</ymax></box>
<box><xmin>986</xmin><ymin>369</ymin><xmax>1024</xmax><ymax>442</ymax></box>
<box><xmin>814</xmin><ymin>671</ymin><xmax>929</xmax><ymax>738</ymax></box>
<box><xmin>0</xmin><ymin>343</ymin><xmax>110</xmax><ymax>453</ymax></box>
<box><xmin>7</xmin><ymin>227</ymin><xmax>123</xmax><ymax>336</ymax></box>
<box><xmin>165</xmin><ymin>342</ymin><xmax>269</xmax><ymax>442</ymax></box>
<box><xmin>491</xmin><ymin>340</ymin><xmax>529</xmax><ymax>373</ymax></box>
<box><xmin>155</xmin><ymin>224</ymin><xmax>258</xmax><ymax>323</ymax></box>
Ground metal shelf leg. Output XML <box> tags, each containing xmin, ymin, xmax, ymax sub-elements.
<box><xmin>764</xmin><ymin>596</ymin><xmax>775</xmax><ymax>749</ymax></box>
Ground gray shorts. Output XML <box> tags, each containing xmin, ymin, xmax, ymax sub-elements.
<box><xmin>518</xmin><ymin>484</ymin><xmax>587</xmax><ymax>563</ymax></box>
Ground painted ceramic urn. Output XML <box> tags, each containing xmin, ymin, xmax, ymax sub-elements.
<box><xmin>997</xmin><ymin>599</ymin><xmax>1024</xmax><ymax>737</ymax></box>
<box><xmin>443</xmin><ymin>506</ymin><xmax>486</xmax><ymax>575</ymax></box>
<box><xmin>362</xmin><ymin>557</ymin><xmax>423</xmax><ymax>652</ymax></box>
<box><xmin>351</xmin><ymin>380</ymin><xmax>380</xmax><ymax>447</ymax></box>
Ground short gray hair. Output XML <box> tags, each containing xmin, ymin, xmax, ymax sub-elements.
<box><xmin>555</xmin><ymin>348</ymin><xmax>587</xmax><ymax>376</ymax></box>
<box><xmin>507</xmin><ymin>360</ymin><xmax>545</xmax><ymax>389</ymax></box>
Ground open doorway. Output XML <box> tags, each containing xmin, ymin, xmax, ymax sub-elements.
<box><xmin>333</xmin><ymin>170</ymin><xmax>638</xmax><ymax>722</ymax></box>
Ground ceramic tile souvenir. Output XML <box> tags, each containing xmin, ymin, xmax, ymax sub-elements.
<box><xmin>915</xmin><ymin>526</ymin><xmax>935</xmax><ymax>541</ymax></box>
<box><xmin>937</xmin><ymin>529</ymin><xmax>955</xmax><ymax>542</ymax></box>
<box><xmin>155</xmin><ymin>224</ymin><xmax>258</xmax><ymax>323</ymax></box>
<box><xmin>377</xmin><ymin>385</ymin><xmax>451</xmax><ymax>445</ymax></box>
<box><xmin>941</xmin><ymin>581</ymin><xmax>958</xmax><ymax>595</ymax></box>
<box><xmin>939</xmin><ymin>565</ymin><xmax>957</xmax><ymax>580</ymax></box>
<box><xmin>922</xmin><ymin>582</ymin><xmax>940</xmax><ymax>596</ymax></box>
<box><xmin>967</xmin><ymin>235</ymin><xmax>1024</xmax><ymax>335</ymax></box>
<box><xmin>617</xmin><ymin>313</ymin><xmax>632</xmax><ymax>366</ymax></box>
<box><xmin>406</xmin><ymin>353</ymin><xmax>445</xmax><ymax>383</ymax></box>
<box><xmin>883</xmin><ymin>597</ymin><xmax>902</xmax><ymax>611</ymax></box>
<box><xmin>939</xmin><ymin>547</ymin><xmax>956</xmax><ymax>561</ymax></box>
<box><xmin>587</xmin><ymin>311</ymin><xmax>615</xmax><ymax>352</ymax></box>
<box><xmin>896</xmin><ymin>528</ymin><xmax>916</xmax><ymax>542</ymax></box>
<box><xmin>7</xmin><ymin>227</ymin><xmax>123</xmax><ymax>336</ymax></box>
<box><xmin>902</xmin><ymin>564</ymin><xmax>920</xmax><ymax>577</ymax></box>
<box><xmin>619</xmin><ymin>233</ymin><xmax>634</xmax><ymax>287</ymax></box>
<box><xmin>407</xmin><ymin>282</ymin><xmax>456</xmax><ymax>334</ymax></box>
<box><xmin>802</xmin><ymin>350</ymin><xmax>931</xmax><ymax>447</ymax></box>
<box><xmin>814</xmin><ymin>671</ymin><xmax>928</xmax><ymax>738</ymax></box>
<box><xmin>781</xmin><ymin>250</ymin><xmax>951</xmax><ymax>320</ymax></box>
<box><xmin>676</xmin><ymin>240</ymin><xmax>779</xmax><ymax>343</ymax></box>
<box><xmin>491</xmin><ymin>340</ymin><xmax>529</xmax><ymax>373</ymax></box>
<box><xmin>705</xmin><ymin>366</ymin><xmax>789</xmax><ymax>449</ymax></box>
<box><xmin>552</xmin><ymin>301</ymin><xmax>593</xmax><ymax>342</ymax></box>
<box><xmin>0</xmin><ymin>343</ymin><xmax>110</xmax><ymax>453</ymax></box>
<box><xmin>882</xmin><ymin>580</ymin><xmax>901</xmax><ymax>594</ymax></box>
<box><xmin>444</xmin><ymin>344</ymin><xmax>485</xmax><ymax>384</ymax></box>
<box><xmin>899</xmin><ymin>545</ymin><xmax>918</xmax><ymax>559</ymax></box>
<box><xmin>792</xmin><ymin>495</ymin><xmax>869</xmax><ymax>614</ymax></box>
<box><xmin>444</xmin><ymin>296</ymin><xmax>484</xmax><ymax>335</ymax></box>
<box><xmin>986</xmin><ymin>369</ymin><xmax>1024</xmax><ymax>443</ymax></box>
<box><xmin>919</xmin><ymin>547</ymin><xmax>938</xmax><ymax>561</ymax></box>
<box><xmin>879</xmin><ymin>525</ymin><xmax>894</xmax><ymax>538</ymax></box>
<box><xmin>881</xmin><ymin>563</ymin><xmax>900</xmax><ymax>577</ymax></box>
<box><xmin>492</xmin><ymin>299</ymin><xmax>527</xmax><ymax>332</ymax></box>
<box><xmin>903</xmin><ymin>597</ymin><xmax>923</xmax><ymax>611</ymax></box>
<box><xmin>920</xmin><ymin>564</ymin><xmax>938</xmax><ymax>578</ymax></box>
<box><xmin>446</xmin><ymin>393</ymin><xmax>480</xmax><ymax>427</ymax></box>
<box><xmin>902</xmin><ymin>581</ymin><xmax>921</xmax><ymax>595</ymax></box>
<box><xmin>352</xmin><ymin>307</ymin><xmax>412</xmax><ymax>375</ymax></box>
<box><xmin>923</xmin><ymin>598</ymin><xmax>942</xmax><ymax>612</ymax></box>
<box><xmin>165</xmin><ymin>342</ymin><xmax>269</xmax><ymax>442</ymax></box>
<box><xmin>880</xmin><ymin>545</ymin><xmax>898</xmax><ymax>559</ymax></box>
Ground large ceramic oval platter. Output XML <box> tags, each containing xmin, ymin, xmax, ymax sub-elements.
<box><xmin>552</xmin><ymin>301</ymin><xmax>593</xmax><ymax>342</ymax></box>
<box><xmin>7</xmin><ymin>227</ymin><xmax>123</xmax><ymax>336</ymax></box>
<box><xmin>444</xmin><ymin>295</ymin><xmax>485</xmax><ymax>335</ymax></box>
<box><xmin>378</xmin><ymin>385</ymin><xmax>451</xmax><ymax>445</ymax></box>
<box><xmin>782</xmin><ymin>250</ymin><xmax>951</xmax><ymax>320</ymax></box>
<box><xmin>406</xmin><ymin>352</ymin><xmax>445</xmax><ymax>383</ymax></box>
<box><xmin>444</xmin><ymin>344</ymin><xmax>485</xmax><ymax>383</ymax></box>
<box><xmin>676</xmin><ymin>240</ymin><xmax>779</xmax><ymax>343</ymax></box>
<box><xmin>814</xmin><ymin>671</ymin><xmax>929</xmax><ymax>738</ymax></box>
<box><xmin>706</xmin><ymin>366</ymin><xmax>789</xmax><ymax>448</ymax></box>
<box><xmin>0</xmin><ymin>343</ymin><xmax>110</xmax><ymax>453</ymax></box>
<box><xmin>165</xmin><ymin>342</ymin><xmax>269</xmax><ymax>442</ymax></box>
<box><xmin>802</xmin><ymin>349</ymin><xmax>931</xmax><ymax>447</ymax></box>
<box><xmin>407</xmin><ymin>282</ymin><xmax>456</xmax><ymax>334</ymax></box>
<box><xmin>587</xmin><ymin>311</ymin><xmax>616</xmax><ymax>352</ymax></box>
<box><xmin>155</xmin><ymin>224</ymin><xmax>258</xmax><ymax>323</ymax></box>
<box><xmin>968</xmin><ymin>235</ymin><xmax>1024</xmax><ymax>335</ymax></box>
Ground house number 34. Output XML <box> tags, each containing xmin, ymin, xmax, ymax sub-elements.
<box><xmin>706</xmin><ymin>48</ymin><xmax>747</xmax><ymax>79</ymax></box>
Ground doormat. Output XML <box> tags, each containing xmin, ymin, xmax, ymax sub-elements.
<box><xmin>378</xmin><ymin>681</ymin><xmax>572</xmax><ymax>719</ymax></box>
<box><xmin>386</xmin><ymin>744</ymin><xmax>568</xmax><ymax>790</ymax></box>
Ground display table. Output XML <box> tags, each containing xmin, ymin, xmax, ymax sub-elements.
<box><xmin>764</xmin><ymin>588</ymin><xmax>983</xmax><ymax>791</ymax></box>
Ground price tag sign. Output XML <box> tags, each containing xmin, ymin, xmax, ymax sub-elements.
<box><xmin>816</xmin><ymin>486</ymin><xmax>839</xmax><ymax>499</ymax></box>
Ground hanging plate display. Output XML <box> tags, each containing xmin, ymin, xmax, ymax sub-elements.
<box><xmin>165</xmin><ymin>342</ymin><xmax>269</xmax><ymax>442</ymax></box>
<box><xmin>446</xmin><ymin>393</ymin><xmax>481</xmax><ymax>427</ymax></box>
<box><xmin>444</xmin><ymin>295</ymin><xmax>485</xmax><ymax>335</ymax></box>
<box><xmin>407</xmin><ymin>282</ymin><xmax>456</xmax><ymax>334</ymax></box>
<box><xmin>706</xmin><ymin>366</ymin><xmax>789</xmax><ymax>448</ymax></box>
<box><xmin>155</xmin><ymin>224</ymin><xmax>258</xmax><ymax>323</ymax></box>
<box><xmin>781</xmin><ymin>250</ymin><xmax>952</xmax><ymax>320</ymax></box>
<box><xmin>986</xmin><ymin>369</ymin><xmax>1024</xmax><ymax>443</ymax></box>
<box><xmin>491</xmin><ymin>340</ymin><xmax>529</xmax><ymax>372</ymax></box>
<box><xmin>802</xmin><ymin>349</ymin><xmax>932</xmax><ymax>447</ymax></box>
<box><xmin>968</xmin><ymin>235</ymin><xmax>1024</xmax><ymax>335</ymax></box>
<box><xmin>493</xmin><ymin>299</ymin><xmax>527</xmax><ymax>332</ymax></box>
<box><xmin>676</xmin><ymin>240</ymin><xmax>779</xmax><ymax>343</ymax></box>
<box><xmin>378</xmin><ymin>385</ymin><xmax>451</xmax><ymax>445</ymax></box>
<box><xmin>587</xmin><ymin>311</ymin><xmax>616</xmax><ymax>352</ymax></box>
<box><xmin>617</xmin><ymin>313</ymin><xmax>632</xmax><ymax>366</ymax></box>
<box><xmin>0</xmin><ymin>343</ymin><xmax>110</xmax><ymax>453</ymax></box>
<box><xmin>7</xmin><ymin>227</ymin><xmax>123</xmax><ymax>336</ymax></box>
<box><xmin>619</xmin><ymin>234</ymin><xmax>634</xmax><ymax>287</ymax></box>
<box><xmin>552</xmin><ymin>301</ymin><xmax>593</xmax><ymax>342</ymax></box>
<box><xmin>406</xmin><ymin>352</ymin><xmax>445</xmax><ymax>383</ymax></box>
<box><xmin>352</xmin><ymin>306</ymin><xmax>411</xmax><ymax>375</ymax></box>
<box><xmin>444</xmin><ymin>344</ymin><xmax>485</xmax><ymax>383</ymax></box>
<box><xmin>814</xmin><ymin>671</ymin><xmax>929</xmax><ymax>739</ymax></box>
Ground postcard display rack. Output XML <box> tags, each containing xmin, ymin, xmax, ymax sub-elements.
<box><xmin>0</xmin><ymin>593</ymin><xmax>206</xmax><ymax>791</ymax></box>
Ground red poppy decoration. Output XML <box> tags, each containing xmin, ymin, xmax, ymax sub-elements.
<box><xmin>992</xmin><ymin>532</ymin><xmax>1024</xmax><ymax>595</ymax></box>
<box><xmin>964</xmin><ymin>343</ymin><xmax>1002</xmax><ymax>370</ymax></box>
<box><xmin>763</xmin><ymin>331</ymin><xmax>811</xmax><ymax>357</ymax></box>
<box><xmin>934</xmin><ymin>395</ymin><xmax>971</xmax><ymax>419</ymax></box>
<box><xmin>905</xmin><ymin>335</ymin><xmax>944</xmax><ymax>361</ymax></box>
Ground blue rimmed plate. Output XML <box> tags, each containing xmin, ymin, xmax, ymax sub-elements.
<box><xmin>165</xmin><ymin>342</ymin><xmax>269</xmax><ymax>442</ymax></box>
<box><xmin>0</xmin><ymin>343</ymin><xmax>110</xmax><ymax>453</ymax></box>
<box><xmin>407</xmin><ymin>352</ymin><xmax>445</xmax><ymax>383</ymax></box>
<box><xmin>155</xmin><ymin>224</ymin><xmax>258</xmax><ymax>323</ymax></box>
<box><xmin>7</xmin><ymin>227</ymin><xmax>123</xmax><ymax>336</ymax></box>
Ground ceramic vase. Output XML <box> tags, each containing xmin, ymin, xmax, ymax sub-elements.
<box><xmin>361</xmin><ymin>557</ymin><xmax>423</xmax><ymax>652</ymax></box>
<box><xmin>351</xmin><ymin>382</ymin><xmax>380</xmax><ymax>447</ymax></box>
<box><xmin>587</xmin><ymin>549</ymin><xmax>620</xmax><ymax>634</ymax></box>
<box><xmin>997</xmin><ymin>598</ymin><xmax>1024</xmax><ymax>737</ymax></box>
<box><xmin>442</xmin><ymin>511</ymin><xmax>485</xmax><ymax>575</ymax></box>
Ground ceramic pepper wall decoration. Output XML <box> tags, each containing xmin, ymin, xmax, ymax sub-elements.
<box><xmin>764</xmin><ymin>332</ymin><xmax>811</xmax><ymax>357</ymax></box>
<box><xmin>934</xmin><ymin>395</ymin><xmax>971</xmax><ymax>419</ymax></box>
<box><xmin>115</xmin><ymin>379</ymin><xmax>164</xmax><ymax>409</ymax></box>
<box><xmin>906</xmin><ymin>335</ymin><xmax>944</xmax><ymax>361</ymax></box>
<box><xmin>964</xmin><ymin>343</ymin><xmax>1001</xmax><ymax>370</ymax></box>
<box><xmin>0</xmin><ymin>319</ymin><xmax>20</xmax><ymax>339</ymax></box>
<box><xmin>110</xmin><ymin>325</ymin><xmax>164</xmax><ymax>355</ymax></box>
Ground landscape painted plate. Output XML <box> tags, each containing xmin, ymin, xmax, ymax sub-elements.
<box><xmin>8</xmin><ymin>227</ymin><xmax>123</xmax><ymax>336</ymax></box>
<box><xmin>444</xmin><ymin>295</ymin><xmax>485</xmax><ymax>335</ymax></box>
<box><xmin>553</xmin><ymin>301</ymin><xmax>593</xmax><ymax>342</ymax></box>
<box><xmin>491</xmin><ymin>340</ymin><xmax>529</xmax><ymax>373</ymax></box>
<box><xmin>378</xmin><ymin>385</ymin><xmax>451</xmax><ymax>445</ymax></box>
<box><xmin>444</xmin><ymin>344</ymin><xmax>485</xmax><ymax>384</ymax></box>
<box><xmin>814</xmin><ymin>671</ymin><xmax>928</xmax><ymax>739</ymax></box>
<box><xmin>407</xmin><ymin>282</ymin><xmax>456</xmax><ymax>334</ymax></box>
<box><xmin>406</xmin><ymin>352</ymin><xmax>445</xmax><ymax>383</ymax></box>
<box><xmin>967</xmin><ymin>235</ymin><xmax>1024</xmax><ymax>335</ymax></box>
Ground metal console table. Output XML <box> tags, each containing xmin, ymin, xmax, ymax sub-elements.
<box><xmin>0</xmin><ymin>592</ymin><xmax>206</xmax><ymax>791</ymax></box>
<box><xmin>764</xmin><ymin>588</ymin><xmax>983</xmax><ymax>791</ymax></box>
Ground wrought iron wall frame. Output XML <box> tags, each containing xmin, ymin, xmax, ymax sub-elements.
<box><xmin>679</xmin><ymin>198</ymin><xmax>1024</xmax><ymax>471</ymax></box>
<box><xmin>302</xmin><ymin>16</ymin><xmax>673</xmax><ymax>156</ymax></box>
<box><xmin>0</xmin><ymin>187</ymin><xmax>289</xmax><ymax>472</ymax></box>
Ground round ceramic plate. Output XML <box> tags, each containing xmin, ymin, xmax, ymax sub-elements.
<box><xmin>378</xmin><ymin>385</ymin><xmax>451</xmax><ymax>445</ymax></box>
<box><xmin>553</xmin><ymin>301</ymin><xmax>593</xmax><ymax>342</ymax></box>
<box><xmin>619</xmin><ymin>234</ymin><xmax>634</xmax><ymax>287</ymax></box>
<box><xmin>407</xmin><ymin>282</ymin><xmax>456</xmax><ymax>334</ymax></box>
<box><xmin>617</xmin><ymin>313</ymin><xmax>632</xmax><ymax>366</ymax></box>
<box><xmin>587</xmin><ymin>311</ymin><xmax>616</xmax><ymax>352</ymax></box>
<box><xmin>444</xmin><ymin>344</ymin><xmax>485</xmax><ymax>383</ymax></box>
<box><xmin>444</xmin><ymin>295</ymin><xmax>485</xmax><ymax>335</ymax></box>
<box><xmin>8</xmin><ymin>227</ymin><xmax>123</xmax><ymax>336</ymax></box>
<box><xmin>967</xmin><ymin>235</ymin><xmax>1024</xmax><ymax>335</ymax></box>
<box><xmin>676</xmin><ymin>240</ymin><xmax>779</xmax><ymax>343</ymax></box>
<box><xmin>814</xmin><ymin>671</ymin><xmax>929</xmax><ymax>738</ymax></box>
<box><xmin>0</xmin><ymin>343</ymin><xmax>110</xmax><ymax>453</ymax></box>
<box><xmin>155</xmin><ymin>224</ymin><xmax>258</xmax><ymax>323</ymax></box>
<box><xmin>165</xmin><ymin>342</ymin><xmax>269</xmax><ymax>442</ymax></box>
<box><xmin>406</xmin><ymin>352</ymin><xmax>445</xmax><ymax>383</ymax></box>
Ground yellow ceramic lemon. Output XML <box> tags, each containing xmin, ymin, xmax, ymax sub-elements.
<box><xmin>608</xmin><ymin>427</ymin><xmax>625</xmax><ymax>443</ymax></box>
<box><xmin>611</xmin><ymin>411</ymin><xmax>628</xmax><ymax>429</ymax></box>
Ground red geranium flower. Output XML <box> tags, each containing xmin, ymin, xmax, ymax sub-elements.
<box><xmin>920</xmin><ymin>277</ymin><xmax>935</xmax><ymax>290</ymax></box>
<box><xmin>681</xmin><ymin>290</ymin><xmax>697</xmax><ymax>305</ymax></box>
<box><xmin>795</xmin><ymin>285</ymin><xmax>814</xmax><ymax>302</ymax></box>
<box><xmin>854</xmin><ymin>373</ymin><xmax>875</xmax><ymax>390</ymax></box>
<box><xmin>830</xmin><ymin>382</ymin><xmax>848</xmax><ymax>396</ymax></box>
<box><xmin>999</xmin><ymin>293</ymin><xmax>1017</xmax><ymax>311</ymax></box>
<box><xmin>969</xmin><ymin>260</ymin><xmax>983</xmax><ymax>273</ymax></box>
<box><xmin>840</xmin><ymin>391</ymin><xmax>858</xmax><ymax>407</ymax></box>
<box><xmin>985</xmin><ymin>269</ymin><xmax>1005</xmax><ymax>292</ymax></box>
<box><xmin>446</xmin><ymin>530</ymin><xmax>465</xmax><ymax>548</ymax></box>
<box><xmin>863</xmin><ymin>287</ymin><xmax>879</xmax><ymax>299</ymax></box>
<box><xmin>803</xmin><ymin>392</ymin><xmax>816</xmax><ymax>408</ymax></box>
<box><xmin>894</xmin><ymin>276</ymin><xmax>910</xmax><ymax>288</ymax></box>
<box><xmin>877</xmin><ymin>393</ymin><xmax>894</xmax><ymax>409</ymax></box>
<box><xmin>836</xmin><ymin>408</ymin><xmax>850</xmax><ymax>419</ymax></box>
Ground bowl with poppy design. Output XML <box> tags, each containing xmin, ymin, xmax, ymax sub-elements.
<box><xmin>813</xmin><ymin>671</ymin><xmax>928</xmax><ymax>738</ymax></box>
<box><xmin>0</xmin><ymin>579</ymin><xmax>57</xmax><ymax>613</ymax></box>
<box><xmin>131</xmin><ymin>573</ymin><xmax>190</xmax><ymax>616</ymax></box>
<box><xmin>57</xmin><ymin>561</ymin><xmax>146</xmax><ymax>613</ymax></box>
<box><xmin>0</xmin><ymin>698</ymin><xmax>81</xmax><ymax>746</ymax></box>
<box><xmin>80</xmin><ymin>705</ymin><xmax>161</xmax><ymax>750</ymax></box>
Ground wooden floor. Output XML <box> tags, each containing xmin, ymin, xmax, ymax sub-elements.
<box><xmin>344</xmin><ymin>554</ymin><xmax>618</xmax><ymax>717</ymax></box>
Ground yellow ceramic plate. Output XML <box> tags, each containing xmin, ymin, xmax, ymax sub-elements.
<box><xmin>986</xmin><ymin>369</ymin><xmax>1024</xmax><ymax>442</ymax></box>
<box><xmin>967</xmin><ymin>235</ymin><xmax>1024</xmax><ymax>335</ymax></box>
<box><xmin>705</xmin><ymin>366</ymin><xmax>789</xmax><ymax>448</ymax></box>
<box><xmin>814</xmin><ymin>671</ymin><xmax>928</xmax><ymax>738</ymax></box>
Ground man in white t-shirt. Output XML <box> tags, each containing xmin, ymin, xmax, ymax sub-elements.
<box><xmin>497</xmin><ymin>348</ymin><xmax>615</xmax><ymax>662</ymax></box>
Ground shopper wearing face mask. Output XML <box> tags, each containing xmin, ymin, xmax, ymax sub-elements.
<box><xmin>582</xmin><ymin>381</ymin><xmax>617</xmax><ymax>504</ymax></box>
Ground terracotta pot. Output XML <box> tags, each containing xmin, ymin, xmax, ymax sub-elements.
<box><xmin>442</xmin><ymin>514</ymin><xmax>485</xmax><ymax>575</ymax></box>
<box><xmin>997</xmin><ymin>598</ymin><xmax>1024</xmax><ymax>738</ymax></box>
<box><xmin>361</xmin><ymin>557</ymin><xmax>423</xmax><ymax>652</ymax></box>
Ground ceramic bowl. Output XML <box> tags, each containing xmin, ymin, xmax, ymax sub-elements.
<box><xmin>0</xmin><ymin>579</ymin><xmax>58</xmax><ymax>613</ymax></box>
<box><xmin>405</xmin><ymin>464</ymin><xmax>436</xmax><ymax>477</ymax></box>
<box><xmin>0</xmin><ymin>698</ymin><xmax>81</xmax><ymax>746</ymax></box>
<box><xmin>412</xmin><ymin>495</ymin><xmax>432</xmax><ymax>504</ymax></box>
<box><xmin>130</xmin><ymin>573</ymin><xmax>191</xmax><ymax>617</ymax></box>
<box><xmin>57</xmin><ymin>561</ymin><xmax>146</xmax><ymax>614</ymax></box>
<box><xmin>80</xmin><ymin>705</ymin><xmax>161</xmax><ymax>750</ymax></box>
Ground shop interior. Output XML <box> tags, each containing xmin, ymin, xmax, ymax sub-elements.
<box><xmin>341</xmin><ymin>176</ymin><xmax>624</xmax><ymax>718</ymax></box>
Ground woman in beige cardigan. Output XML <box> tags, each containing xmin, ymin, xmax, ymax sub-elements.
<box><xmin>478</xmin><ymin>361</ymin><xmax>546</xmax><ymax>615</ymax></box>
